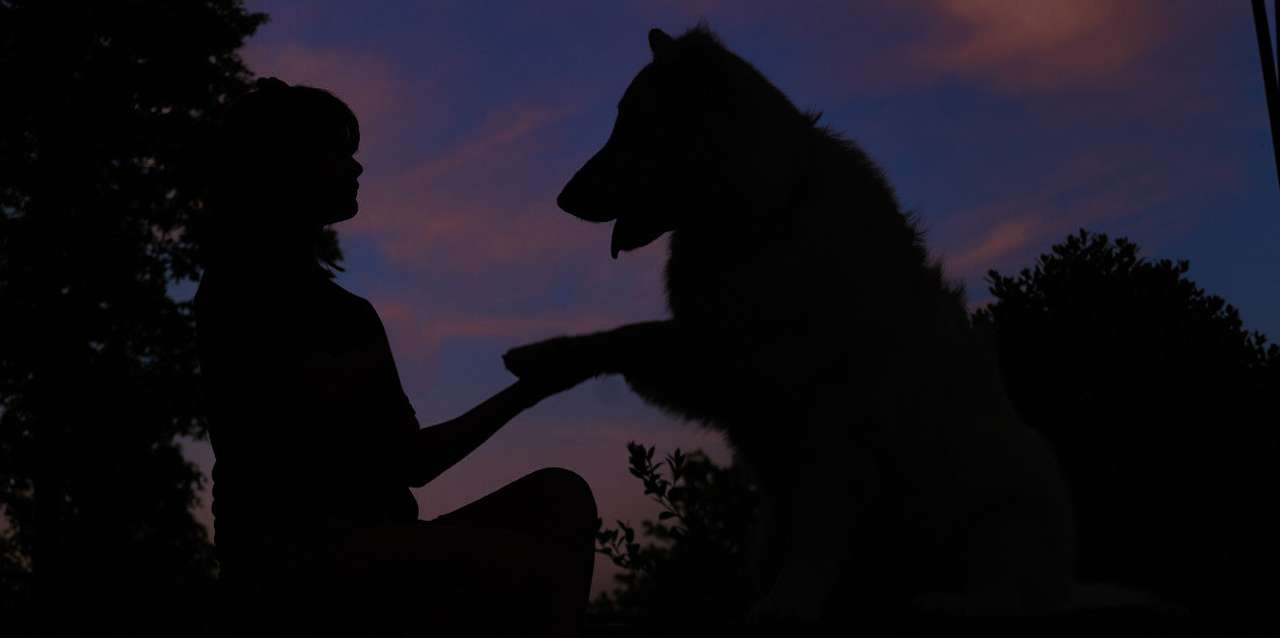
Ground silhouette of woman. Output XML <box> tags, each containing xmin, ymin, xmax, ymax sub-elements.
<box><xmin>195</xmin><ymin>77</ymin><xmax>597</xmax><ymax>636</ymax></box>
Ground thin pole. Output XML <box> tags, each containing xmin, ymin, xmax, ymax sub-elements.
<box><xmin>1252</xmin><ymin>0</ymin><xmax>1280</xmax><ymax>192</ymax></box>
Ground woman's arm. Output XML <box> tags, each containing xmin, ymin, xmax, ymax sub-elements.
<box><xmin>503</xmin><ymin>320</ymin><xmax>732</xmax><ymax>416</ymax></box>
<box><xmin>403</xmin><ymin>324</ymin><xmax>650</xmax><ymax>488</ymax></box>
<box><xmin>273</xmin><ymin>335</ymin><xmax>577</xmax><ymax>488</ymax></box>
<box><xmin>402</xmin><ymin>380</ymin><xmax>546</xmax><ymax>488</ymax></box>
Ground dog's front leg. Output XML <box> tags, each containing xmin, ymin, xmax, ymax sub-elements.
<box><xmin>614</xmin><ymin>321</ymin><xmax>745</xmax><ymax>421</ymax></box>
<box><xmin>747</xmin><ymin>396</ymin><xmax>879</xmax><ymax>625</ymax></box>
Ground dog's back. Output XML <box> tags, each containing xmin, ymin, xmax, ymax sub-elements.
<box><xmin>662</xmin><ymin>92</ymin><xmax>1076</xmax><ymax>614</ymax></box>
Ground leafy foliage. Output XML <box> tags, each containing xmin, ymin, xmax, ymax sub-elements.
<box><xmin>592</xmin><ymin>442</ymin><xmax>759</xmax><ymax>631</ymax></box>
<box><xmin>975</xmin><ymin>229</ymin><xmax>1280</xmax><ymax>607</ymax></box>
<box><xmin>0</xmin><ymin>0</ymin><xmax>271</xmax><ymax>631</ymax></box>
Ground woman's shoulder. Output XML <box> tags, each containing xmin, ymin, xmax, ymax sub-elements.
<box><xmin>196</xmin><ymin>265</ymin><xmax>332</xmax><ymax>336</ymax></box>
<box><xmin>326</xmin><ymin>284</ymin><xmax>391</xmax><ymax>343</ymax></box>
<box><xmin>197</xmin><ymin>263</ymin><xmax>386</xmax><ymax>343</ymax></box>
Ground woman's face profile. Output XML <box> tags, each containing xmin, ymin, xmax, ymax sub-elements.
<box><xmin>298</xmin><ymin>128</ymin><xmax>363</xmax><ymax>226</ymax></box>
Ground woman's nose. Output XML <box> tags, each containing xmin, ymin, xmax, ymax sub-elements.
<box><xmin>353</xmin><ymin>160</ymin><xmax>364</xmax><ymax>178</ymax></box>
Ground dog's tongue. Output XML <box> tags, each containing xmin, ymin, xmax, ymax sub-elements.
<box><xmin>611</xmin><ymin>213</ymin><xmax>669</xmax><ymax>259</ymax></box>
<box><xmin>610</xmin><ymin>220</ymin><xmax>628</xmax><ymax>259</ymax></box>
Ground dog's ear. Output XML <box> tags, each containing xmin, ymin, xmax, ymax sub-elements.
<box><xmin>648</xmin><ymin>28</ymin><xmax>674</xmax><ymax>58</ymax></box>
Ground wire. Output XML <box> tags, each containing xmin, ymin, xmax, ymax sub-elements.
<box><xmin>1251</xmin><ymin>1</ymin><xmax>1280</xmax><ymax>193</ymax></box>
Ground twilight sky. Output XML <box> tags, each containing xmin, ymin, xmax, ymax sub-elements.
<box><xmin>180</xmin><ymin>1</ymin><xmax>1280</xmax><ymax>595</ymax></box>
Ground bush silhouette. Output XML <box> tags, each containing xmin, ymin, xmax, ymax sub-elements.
<box><xmin>975</xmin><ymin>229</ymin><xmax>1280</xmax><ymax>609</ymax></box>
<box><xmin>592</xmin><ymin>443</ymin><xmax>759</xmax><ymax>633</ymax></box>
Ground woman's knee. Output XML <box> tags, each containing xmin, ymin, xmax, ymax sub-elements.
<box><xmin>526</xmin><ymin>467</ymin><xmax>598</xmax><ymax>532</ymax></box>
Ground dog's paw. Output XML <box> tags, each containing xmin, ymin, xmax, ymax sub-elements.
<box><xmin>502</xmin><ymin>338</ymin><xmax>559</xmax><ymax>379</ymax></box>
<box><xmin>503</xmin><ymin>335</ymin><xmax>603</xmax><ymax>395</ymax></box>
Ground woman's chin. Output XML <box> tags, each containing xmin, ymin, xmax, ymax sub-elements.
<box><xmin>322</xmin><ymin>203</ymin><xmax>358</xmax><ymax>225</ymax></box>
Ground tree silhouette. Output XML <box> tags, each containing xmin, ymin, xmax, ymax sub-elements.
<box><xmin>976</xmin><ymin>229</ymin><xmax>1280</xmax><ymax>609</ymax></box>
<box><xmin>0</xmin><ymin>1</ymin><xmax>280</xmax><ymax>632</ymax></box>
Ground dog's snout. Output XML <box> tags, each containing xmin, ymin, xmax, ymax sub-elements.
<box><xmin>558</xmin><ymin>153</ymin><xmax>618</xmax><ymax>222</ymax></box>
<box><xmin>555</xmin><ymin>183</ymin><xmax>579</xmax><ymax>216</ymax></box>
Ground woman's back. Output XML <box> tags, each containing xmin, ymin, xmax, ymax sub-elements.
<box><xmin>194</xmin><ymin>254</ymin><xmax>419</xmax><ymax>576</ymax></box>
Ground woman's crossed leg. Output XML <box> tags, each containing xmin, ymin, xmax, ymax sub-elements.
<box><xmin>326</xmin><ymin>467</ymin><xmax>598</xmax><ymax>637</ymax></box>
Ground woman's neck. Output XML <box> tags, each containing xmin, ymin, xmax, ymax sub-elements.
<box><xmin>218</xmin><ymin>226</ymin><xmax>327</xmax><ymax>279</ymax></box>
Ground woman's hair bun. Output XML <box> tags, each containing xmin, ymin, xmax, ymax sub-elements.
<box><xmin>254</xmin><ymin>76</ymin><xmax>291</xmax><ymax>92</ymax></box>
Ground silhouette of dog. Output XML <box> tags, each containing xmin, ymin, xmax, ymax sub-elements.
<box><xmin>506</xmin><ymin>25</ymin><xmax>1075</xmax><ymax>624</ymax></box>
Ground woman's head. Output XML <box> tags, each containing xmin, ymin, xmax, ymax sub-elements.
<box><xmin>206</xmin><ymin>78</ymin><xmax>362</xmax><ymax>269</ymax></box>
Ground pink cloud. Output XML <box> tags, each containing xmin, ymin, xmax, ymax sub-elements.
<box><xmin>355</xmin><ymin>199</ymin><xmax>592</xmax><ymax>274</ymax></box>
<box><xmin>783</xmin><ymin>1</ymin><xmax>1194</xmax><ymax>99</ymax></box>
<box><xmin>402</xmin><ymin>105</ymin><xmax>573</xmax><ymax>186</ymax></box>
<box><xmin>945</xmin><ymin>215</ymin><xmax>1045</xmax><ymax>274</ymax></box>
<box><xmin>344</xmin><ymin>101</ymin><xmax>594</xmax><ymax>274</ymax></box>
<box><xmin>930</xmin><ymin>133</ymin><xmax>1236</xmax><ymax>283</ymax></box>
<box><xmin>908</xmin><ymin>1</ymin><xmax>1171</xmax><ymax>93</ymax></box>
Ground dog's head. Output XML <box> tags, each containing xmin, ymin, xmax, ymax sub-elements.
<box><xmin>558</xmin><ymin>26</ymin><xmax>805</xmax><ymax>258</ymax></box>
